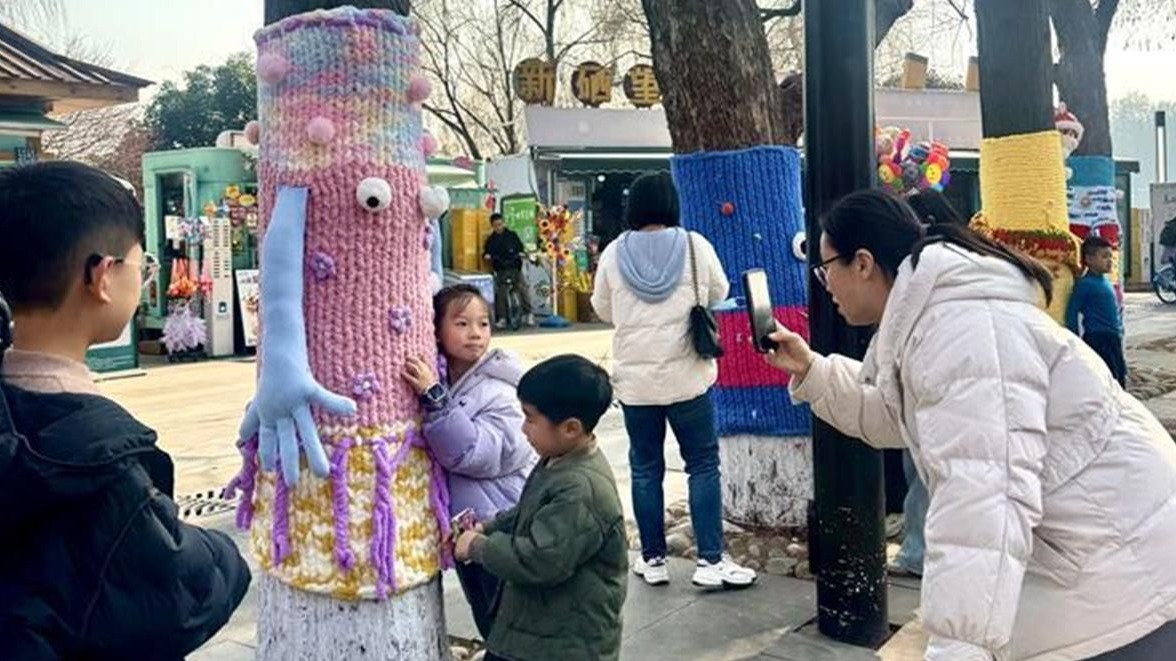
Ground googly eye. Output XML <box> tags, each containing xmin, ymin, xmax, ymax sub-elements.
<box><xmin>356</xmin><ymin>178</ymin><xmax>392</xmax><ymax>213</ymax></box>
<box><xmin>792</xmin><ymin>231</ymin><xmax>807</xmax><ymax>261</ymax></box>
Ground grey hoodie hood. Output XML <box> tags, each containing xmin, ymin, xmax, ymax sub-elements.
<box><xmin>616</xmin><ymin>227</ymin><xmax>688</xmax><ymax>304</ymax></box>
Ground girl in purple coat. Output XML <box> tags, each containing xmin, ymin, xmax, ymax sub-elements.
<box><xmin>404</xmin><ymin>284</ymin><xmax>537</xmax><ymax>639</ymax></box>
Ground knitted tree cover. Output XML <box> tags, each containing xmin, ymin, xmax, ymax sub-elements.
<box><xmin>1067</xmin><ymin>155</ymin><xmax>1123</xmax><ymax>302</ymax></box>
<box><xmin>970</xmin><ymin>131</ymin><xmax>1081</xmax><ymax>323</ymax></box>
<box><xmin>671</xmin><ymin>146</ymin><xmax>811</xmax><ymax>438</ymax></box>
<box><xmin>240</xmin><ymin>8</ymin><xmax>450</xmax><ymax>601</ymax></box>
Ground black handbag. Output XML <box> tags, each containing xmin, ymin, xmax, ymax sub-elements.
<box><xmin>686</xmin><ymin>233</ymin><xmax>724</xmax><ymax>359</ymax></box>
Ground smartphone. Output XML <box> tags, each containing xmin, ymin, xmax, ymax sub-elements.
<box><xmin>743</xmin><ymin>268</ymin><xmax>776</xmax><ymax>353</ymax></box>
<box><xmin>450</xmin><ymin>507</ymin><xmax>477</xmax><ymax>541</ymax></box>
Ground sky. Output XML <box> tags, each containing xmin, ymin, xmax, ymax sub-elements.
<box><xmin>37</xmin><ymin>0</ymin><xmax>1176</xmax><ymax>104</ymax></box>
<box><xmin>7</xmin><ymin>0</ymin><xmax>1169</xmax><ymax>121</ymax></box>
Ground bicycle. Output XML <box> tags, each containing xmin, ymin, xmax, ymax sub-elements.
<box><xmin>1155</xmin><ymin>262</ymin><xmax>1176</xmax><ymax>305</ymax></box>
<box><xmin>497</xmin><ymin>270</ymin><xmax>524</xmax><ymax>331</ymax></box>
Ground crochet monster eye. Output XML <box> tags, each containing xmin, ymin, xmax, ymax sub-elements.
<box><xmin>356</xmin><ymin>178</ymin><xmax>393</xmax><ymax>213</ymax></box>
<box><xmin>792</xmin><ymin>231</ymin><xmax>807</xmax><ymax>261</ymax></box>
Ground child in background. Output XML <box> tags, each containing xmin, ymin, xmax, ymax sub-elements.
<box><xmin>403</xmin><ymin>284</ymin><xmax>536</xmax><ymax>640</ymax></box>
<box><xmin>1066</xmin><ymin>236</ymin><xmax>1127</xmax><ymax>386</ymax></box>
<box><xmin>454</xmin><ymin>355</ymin><xmax>628</xmax><ymax>661</ymax></box>
<box><xmin>0</xmin><ymin>161</ymin><xmax>250</xmax><ymax>658</ymax></box>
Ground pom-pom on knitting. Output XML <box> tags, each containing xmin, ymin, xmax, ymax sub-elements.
<box><xmin>421</xmin><ymin>132</ymin><xmax>438</xmax><ymax>158</ymax></box>
<box><xmin>407</xmin><ymin>76</ymin><xmax>432</xmax><ymax>104</ymax></box>
<box><xmin>245</xmin><ymin>120</ymin><xmax>261</xmax><ymax>145</ymax></box>
<box><xmin>257</xmin><ymin>53</ymin><xmax>290</xmax><ymax>85</ymax></box>
<box><xmin>306</xmin><ymin>116</ymin><xmax>336</xmax><ymax>145</ymax></box>
<box><xmin>419</xmin><ymin>185</ymin><xmax>450</xmax><ymax>219</ymax></box>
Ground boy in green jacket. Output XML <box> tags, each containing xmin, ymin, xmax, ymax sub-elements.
<box><xmin>455</xmin><ymin>354</ymin><xmax>628</xmax><ymax>661</ymax></box>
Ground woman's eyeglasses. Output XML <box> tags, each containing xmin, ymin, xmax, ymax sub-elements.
<box><xmin>812</xmin><ymin>254</ymin><xmax>841</xmax><ymax>288</ymax></box>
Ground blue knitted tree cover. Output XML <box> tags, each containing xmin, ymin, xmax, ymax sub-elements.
<box><xmin>1067</xmin><ymin>155</ymin><xmax>1123</xmax><ymax>299</ymax></box>
<box><xmin>671</xmin><ymin>146</ymin><xmax>811</xmax><ymax>437</ymax></box>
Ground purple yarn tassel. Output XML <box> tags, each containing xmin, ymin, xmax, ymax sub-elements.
<box><xmin>272</xmin><ymin>464</ymin><xmax>291</xmax><ymax>566</ymax></box>
<box><xmin>224</xmin><ymin>436</ymin><xmax>259</xmax><ymax>530</ymax></box>
<box><xmin>371</xmin><ymin>436</ymin><xmax>396</xmax><ymax>599</ymax></box>
<box><xmin>414</xmin><ymin>434</ymin><xmax>455</xmax><ymax>570</ymax></box>
<box><xmin>330</xmin><ymin>437</ymin><xmax>355</xmax><ymax>571</ymax></box>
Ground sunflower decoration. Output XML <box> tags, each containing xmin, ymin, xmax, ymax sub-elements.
<box><xmin>538</xmin><ymin>205</ymin><xmax>580</xmax><ymax>268</ymax></box>
<box><xmin>224</xmin><ymin>184</ymin><xmax>241</xmax><ymax>200</ymax></box>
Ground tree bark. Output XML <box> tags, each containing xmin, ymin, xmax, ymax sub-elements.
<box><xmin>1051</xmin><ymin>0</ymin><xmax>1118</xmax><ymax>156</ymax></box>
<box><xmin>976</xmin><ymin>0</ymin><xmax>1055</xmax><ymax>138</ymax></box>
<box><xmin>266</xmin><ymin>0</ymin><xmax>409</xmax><ymax>23</ymax></box>
<box><xmin>643</xmin><ymin>0</ymin><xmax>785</xmax><ymax>151</ymax></box>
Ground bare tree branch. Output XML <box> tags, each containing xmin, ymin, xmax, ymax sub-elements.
<box><xmin>505</xmin><ymin>0</ymin><xmax>548</xmax><ymax>35</ymax></box>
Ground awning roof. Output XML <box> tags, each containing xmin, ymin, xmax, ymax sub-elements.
<box><xmin>536</xmin><ymin>151</ymin><xmax>672</xmax><ymax>176</ymax></box>
<box><xmin>0</xmin><ymin>110</ymin><xmax>64</xmax><ymax>133</ymax></box>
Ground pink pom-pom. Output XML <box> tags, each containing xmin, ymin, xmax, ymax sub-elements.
<box><xmin>306</xmin><ymin>117</ymin><xmax>336</xmax><ymax>145</ymax></box>
<box><xmin>421</xmin><ymin>132</ymin><xmax>438</xmax><ymax>157</ymax></box>
<box><xmin>407</xmin><ymin>76</ymin><xmax>432</xmax><ymax>104</ymax></box>
<box><xmin>244</xmin><ymin>121</ymin><xmax>260</xmax><ymax>145</ymax></box>
<box><xmin>258</xmin><ymin>54</ymin><xmax>290</xmax><ymax>85</ymax></box>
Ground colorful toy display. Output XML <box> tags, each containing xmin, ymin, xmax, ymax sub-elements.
<box><xmin>876</xmin><ymin>126</ymin><xmax>952</xmax><ymax>196</ymax></box>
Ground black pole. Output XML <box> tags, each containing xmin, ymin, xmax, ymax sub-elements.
<box><xmin>803</xmin><ymin>0</ymin><xmax>888</xmax><ymax>648</ymax></box>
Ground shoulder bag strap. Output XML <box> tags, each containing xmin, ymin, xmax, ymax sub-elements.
<box><xmin>686</xmin><ymin>230</ymin><xmax>701</xmax><ymax>307</ymax></box>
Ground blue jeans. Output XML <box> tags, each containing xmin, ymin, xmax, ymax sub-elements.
<box><xmin>622</xmin><ymin>393</ymin><xmax>723</xmax><ymax>564</ymax></box>
<box><xmin>893</xmin><ymin>450</ymin><xmax>927</xmax><ymax>574</ymax></box>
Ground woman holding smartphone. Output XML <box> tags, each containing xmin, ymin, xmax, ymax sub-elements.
<box><xmin>765</xmin><ymin>189</ymin><xmax>1176</xmax><ymax>660</ymax></box>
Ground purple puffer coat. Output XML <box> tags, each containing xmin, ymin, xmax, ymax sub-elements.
<box><xmin>422</xmin><ymin>348</ymin><xmax>536</xmax><ymax>521</ymax></box>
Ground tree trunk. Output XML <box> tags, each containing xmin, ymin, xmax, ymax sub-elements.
<box><xmin>720</xmin><ymin>435</ymin><xmax>811</xmax><ymax>529</ymax></box>
<box><xmin>976</xmin><ymin>0</ymin><xmax>1054</xmax><ymax>138</ymax></box>
<box><xmin>1051</xmin><ymin>0</ymin><xmax>1118</xmax><ymax>156</ymax></box>
<box><xmin>643</xmin><ymin>0</ymin><xmax>785</xmax><ymax>151</ymax></box>
<box><xmin>266</xmin><ymin>0</ymin><xmax>410</xmax><ymax>22</ymax></box>
<box><xmin>258</xmin><ymin>575</ymin><xmax>450</xmax><ymax>660</ymax></box>
<box><xmin>253</xmin><ymin>4</ymin><xmax>449</xmax><ymax>660</ymax></box>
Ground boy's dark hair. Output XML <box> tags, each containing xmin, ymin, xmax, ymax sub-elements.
<box><xmin>433</xmin><ymin>283</ymin><xmax>489</xmax><ymax>334</ymax></box>
<box><xmin>1081</xmin><ymin>235</ymin><xmax>1113</xmax><ymax>260</ymax></box>
<box><xmin>0</xmin><ymin>161</ymin><xmax>144</xmax><ymax>311</ymax></box>
<box><xmin>518</xmin><ymin>354</ymin><xmax>612</xmax><ymax>433</ymax></box>
<box><xmin>490</xmin><ymin>212</ymin><xmax>504</xmax><ymax>223</ymax></box>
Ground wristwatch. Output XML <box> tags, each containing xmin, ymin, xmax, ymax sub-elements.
<box><xmin>421</xmin><ymin>382</ymin><xmax>449</xmax><ymax>411</ymax></box>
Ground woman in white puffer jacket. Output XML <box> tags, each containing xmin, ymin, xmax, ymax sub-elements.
<box><xmin>766</xmin><ymin>189</ymin><xmax>1176</xmax><ymax>661</ymax></box>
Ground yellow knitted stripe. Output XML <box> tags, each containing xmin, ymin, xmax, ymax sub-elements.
<box><xmin>250</xmin><ymin>426</ymin><xmax>441</xmax><ymax>600</ymax></box>
<box><xmin>978</xmin><ymin>131</ymin><xmax>1072</xmax><ymax>235</ymax></box>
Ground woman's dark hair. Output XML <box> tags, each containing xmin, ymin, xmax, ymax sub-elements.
<box><xmin>624</xmin><ymin>172</ymin><xmax>680</xmax><ymax>230</ymax></box>
<box><xmin>907</xmin><ymin>189</ymin><xmax>967</xmax><ymax>227</ymax></box>
<box><xmin>821</xmin><ymin>189</ymin><xmax>1054</xmax><ymax>304</ymax></box>
<box><xmin>432</xmin><ymin>284</ymin><xmax>489</xmax><ymax>334</ymax></box>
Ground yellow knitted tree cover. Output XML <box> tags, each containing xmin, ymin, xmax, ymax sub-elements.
<box><xmin>970</xmin><ymin>130</ymin><xmax>1081</xmax><ymax>323</ymax></box>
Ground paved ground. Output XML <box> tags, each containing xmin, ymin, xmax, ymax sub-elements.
<box><xmin>190</xmin><ymin>509</ymin><xmax>923</xmax><ymax>661</ymax></box>
<box><xmin>94</xmin><ymin>294</ymin><xmax>1176</xmax><ymax>660</ymax></box>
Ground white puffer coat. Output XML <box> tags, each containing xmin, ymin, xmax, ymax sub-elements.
<box><xmin>591</xmin><ymin>231</ymin><xmax>728</xmax><ymax>406</ymax></box>
<box><xmin>791</xmin><ymin>242</ymin><xmax>1176</xmax><ymax>660</ymax></box>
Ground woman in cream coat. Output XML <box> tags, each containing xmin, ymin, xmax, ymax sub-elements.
<box><xmin>767</xmin><ymin>190</ymin><xmax>1176</xmax><ymax>661</ymax></box>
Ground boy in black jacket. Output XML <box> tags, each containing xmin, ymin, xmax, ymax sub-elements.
<box><xmin>0</xmin><ymin>162</ymin><xmax>250</xmax><ymax>660</ymax></box>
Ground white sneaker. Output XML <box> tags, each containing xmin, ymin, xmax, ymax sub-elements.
<box><xmin>524</xmin><ymin>313</ymin><xmax>536</xmax><ymax>327</ymax></box>
<box><xmin>692</xmin><ymin>555</ymin><xmax>757</xmax><ymax>589</ymax></box>
<box><xmin>632</xmin><ymin>555</ymin><xmax>670</xmax><ymax>586</ymax></box>
<box><xmin>494</xmin><ymin>319</ymin><xmax>506</xmax><ymax>330</ymax></box>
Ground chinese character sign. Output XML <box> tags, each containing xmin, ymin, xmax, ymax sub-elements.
<box><xmin>571</xmin><ymin>61</ymin><xmax>613</xmax><ymax>107</ymax></box>
<box><xmin>623</xmin><ymin>64</ymin><xmax>661</xmax><ymax>108</ymax></box>
<box><xmin>513</xmin><ymin>58</ymin><xmax>556</xmax><ymax>106</ymax></box>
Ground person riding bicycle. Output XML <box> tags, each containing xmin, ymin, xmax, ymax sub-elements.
<box><xmin>483</xmin><ymin>213</ymin><xmax>535</xmax><ymax>328</ymax></box>
<box><xmin>1160</xmin><ymin>214</ymin><xmax>1176</xmax><ymax>271</ymax></box>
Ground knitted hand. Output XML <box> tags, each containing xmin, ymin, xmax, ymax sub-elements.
<box><xmin>240</xmin><ymin>186</ymin><xmax>357</xmax><ymax>486</ymax></box>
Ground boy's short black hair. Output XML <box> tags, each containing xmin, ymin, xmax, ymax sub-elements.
<box><xmin>0</xmin><ymin>161</ymin><xmax>144</xmax><ymax>311</ymax></box>
<box><xmin>490</xmin><ymin>212</ymin><xmax>504</xmax><ymax>223</ymax></box>
<box><xmin>518</xmin><ymin>354</ymin><xmax>612</xmax><ymax>433</ymax></box>
<box><xmin>1081</xmin><ymin>235</ymin><xmax>1113</xmax><ymax>260</ymax></box>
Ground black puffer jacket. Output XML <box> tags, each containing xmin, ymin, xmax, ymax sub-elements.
<box><xmin>0</xmin><ymin>383</ymin><xmax>250</xmax><ymax>660</ymax></box>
